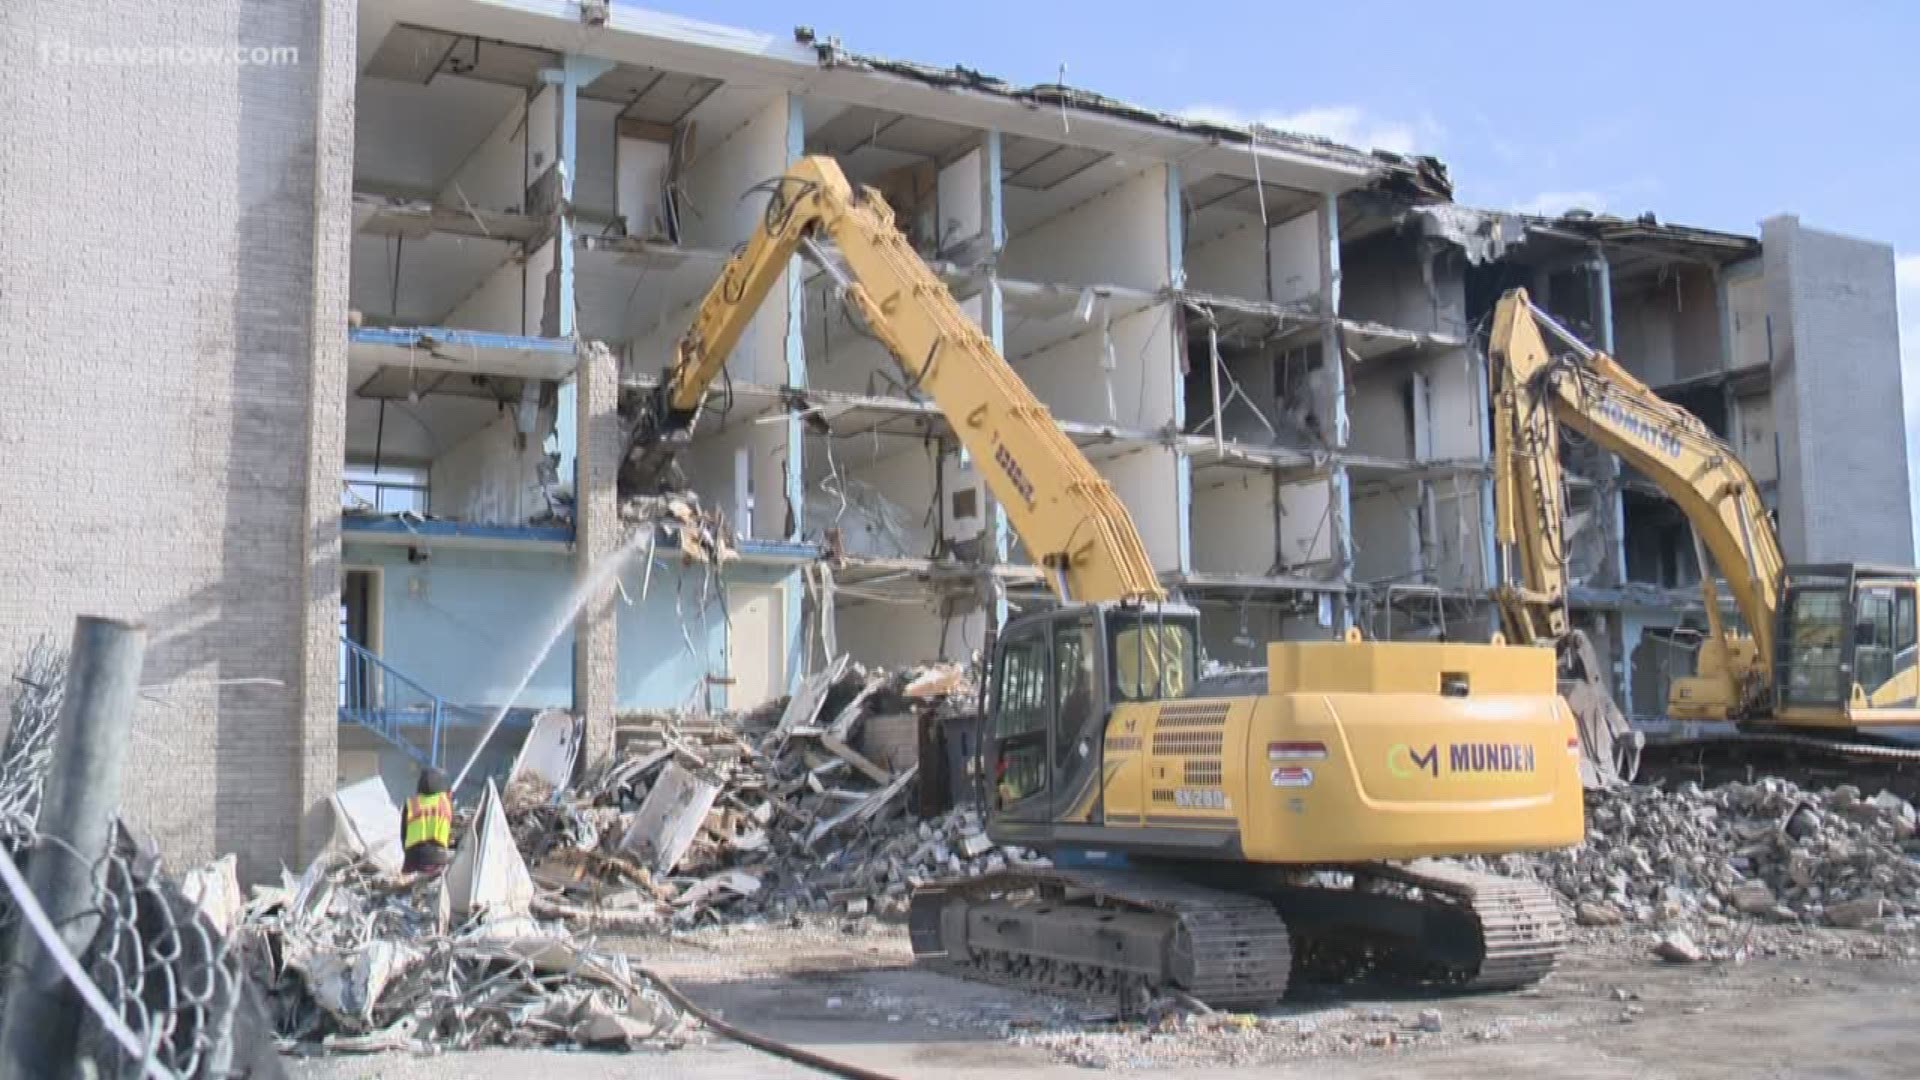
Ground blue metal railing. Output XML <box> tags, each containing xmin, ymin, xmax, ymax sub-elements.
<box><xmin>339</xmin><ymin>637</ymin><xmax>445</xmax><ymax>768</ymax></box>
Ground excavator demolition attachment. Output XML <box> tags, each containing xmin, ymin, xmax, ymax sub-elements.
<box><xmin>1562</xmin><ymin>630</ymin><xmax>1643</xmax><ymax>788</ymax></box>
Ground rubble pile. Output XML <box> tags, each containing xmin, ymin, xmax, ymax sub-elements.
<box><xmin>513</xmin><ymin>658</ymin><xmax>1042</xmax><ymax>926</ymax></box>
<box><xmin>1481</xmin><ymin>779</ymin><xmax>1920</xmax><ymax>934</ymax></box>
<box><xmin>233</xmin><ymin>852</ymin><xmax>691</xmax><ymax>1054</ymax></box>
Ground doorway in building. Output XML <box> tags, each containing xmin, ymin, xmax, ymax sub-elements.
<box><xmin>340</xmin><ymin>568</ymin><xmax>381</xmax><ymax>706</ymax></box>
<box><xmin>726</xmin><ymin>583</ymin><xmax>786</xmax><ymax>711</ymax></box>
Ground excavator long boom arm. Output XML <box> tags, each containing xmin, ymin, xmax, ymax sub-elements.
<box><xmin>1489</xmin><ymin>289</ymin><xmax>1784</xmax><ymax>707</ymax></box>
<box><xmin>625</xmin><ymin>155</ymin><xmax>1164</xmax><ymax>605</ymax></box>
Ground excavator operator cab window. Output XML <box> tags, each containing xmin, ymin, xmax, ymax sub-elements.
<box><xmin>1108</xmin><ymin>612</ymin><xmax>1197</xmax><ymax>702</ymax></box>
<box><xmin>991</xmin><ymin>623</ymin><xmax>1052</xmax><ymax>810</ymax></box>
<box><xmin>1853</xmin><ymin>583</ymin><xmax>1917</xmax><ymax>710</ymax></box>
<box><xmin>1780</xmin><ymin>586</ymin><xmax>1847</xmax><ymax>708</ymax></box>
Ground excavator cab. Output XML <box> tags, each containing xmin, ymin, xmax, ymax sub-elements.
<box><xmin>1772</xmin><ymin>564</ymin><xmax>1920</xmax><ymax>728</ymax></box>
<box><xmin>982</xmin><ymin>602</ymin><xmax>1198</xmax><ymax>837</ymax></box>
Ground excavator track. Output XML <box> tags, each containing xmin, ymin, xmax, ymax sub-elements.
<box><xmin>909</xmin><ymin>860</ymin><xmax>1567</xmax><ymax>1009</ymax></box>
<box><xmin>908</xmin><ymin>867</ymin><xmax>1292</xmax><ymax>1009</ymax></box>
<box><xmin>1354</xmin><ymin>860</ymin><xmax>1567</xmax><ymax>991</ymax></box>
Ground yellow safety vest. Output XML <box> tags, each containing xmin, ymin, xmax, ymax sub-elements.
<box><xmin>403</xmin><ymin>792</ymin><xmax>452</xmax><ymax>849</ymax></box>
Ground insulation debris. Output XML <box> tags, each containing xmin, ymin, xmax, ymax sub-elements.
<box><xmin>509</xmin><ymin>660</ymin><xmax>1044</xmax><ymax>927</ymax></box>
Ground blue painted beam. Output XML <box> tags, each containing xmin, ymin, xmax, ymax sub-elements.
<box><xmin>343</xmin><ymin>517</ymin><xmax>576</xmax><ymax>544</ymax></box>
<box><xmin>350</xmin><ymin>326</ymin><xmax>577</xmax><ymax>354</ymax></box>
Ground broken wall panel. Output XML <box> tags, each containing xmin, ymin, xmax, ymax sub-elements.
<box><xmin>573</xmin><ymin>96</ymin><xmax>624</xmax><ymax>221</ymax></box>
<box><xmin>833</xmin><ymin>595</ymin><xmax>987</xmax><ymax>670</ymax></box>
<box><xmin>1350</xmin><ymin>484</ymin><xmax>1420</xmax><ymax>584</ymax></box>
<box><xmin>428</xmin><ymin>403</ymin><xmax>558</xmax><ymax>525</ymax></box>
<box><xmin>1346</xmin><ymin>348</ymin><xmax>1483</xmax><ymax>461</ymax></box>
<box><xmin>436</xmin><ymin>86</ymin><xmax>552</xmax><ymax>213</ymax></box>
<box><xmin>349</xmin><ymin>232</ymin><xmax>525</xmax><ymax>328</ymax></box>
<box><xmin>355</xmin><ymin>75</ymin><xmax>526</xmax><ymax>198</ymax></box>
<box><xmin>1000</xmin><ymin>166</ymin><xmax>1172</xmax><ymax>293</ymax></box>
<box><xmin>1725</xmin><ymin>260</ymin><xmax>1767</xmax><ymax>370</ymax></box>
<box><xmin>673</xmin><ymin>94</ymin><xmax>796</xmax><ymax>384</ymax></box>
<box><xmin>1276</xmin><ymin>475</ymin><xmax>1337</xmax><ymax>571</ymax></box>
<box><xmin>1185</xmin><ymin>208</ymin><xmax>1323</xmax><ymax>308</ymax></box>
<box><xmin>1340</xmin><ymin>231</ymin><xmax>1469</xmax><ymax>337</ymax></box>
<box><xmin>802</xmin><ymin>285</ymin><xmax>989</xmax><ymax>399</ymax></box>
<box><xmin>1195</xmin><ymin>600</ymin><xmax>1327</xmax><ymax>668</ymax></box>
<box><xmin>680</xmin><ymin>417</ymin><xmax>790</xmax><ymax>542</ymax></box>
<box><xmin>1190</xmin><ymin>471</ymin><xmax>1277</xmax><ymax>577</ymax></box>
<box><xmin>1007</xmin><ymin>302</ymin><xmax>1180</xmax><ymax>430</ymax></box>
<box><xmin>1611</xmin><ymin>266</ymin><xmax>1723</xmax><ymax>386</ymax></box>
<box><xmin>804</xmin><ymin>439</ymin><xmax>940</xmax><ymax>559</ymax></box>
<box><xmin>442</xmin><ymin>238</ymin><xmax>557</xmax><ymax>335</ymax></box>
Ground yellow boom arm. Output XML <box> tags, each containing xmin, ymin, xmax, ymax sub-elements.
<box><xmin>625</xmin><ymin>155</ymin><xmax>1164</xmax><ymax>605</ymax></box>
<box><xmin>1488</xmin><ymin>288</ymin><xmax>1784</xmax><ymax>715</ymax></box>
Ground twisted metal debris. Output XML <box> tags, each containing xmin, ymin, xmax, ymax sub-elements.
<box><xmin>0</xmin><ymin>641</ymin><xmax>254</xmax><ymax>1080</ymax></box>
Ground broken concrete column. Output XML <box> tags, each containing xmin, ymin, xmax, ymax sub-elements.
<box><xmin>574</xmin><ymin>341</ymin><xmax>622</xmax><ymax>770</ymax></box>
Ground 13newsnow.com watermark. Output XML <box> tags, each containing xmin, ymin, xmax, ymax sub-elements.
<box><xmin>39</xmin><ymin>41</ymin><xmax>301</xmax><ymax>67</ymax></box>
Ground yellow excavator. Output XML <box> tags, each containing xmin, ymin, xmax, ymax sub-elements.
<box><xmin>626</xmin><ymin>156</ymin><xmax>1583</xmax><ymax>1007</ymax></box>
<box><xmin>1487</xmin><ymin>289</ymin><xmax>1920</xmax><ymax>754</ymax></box>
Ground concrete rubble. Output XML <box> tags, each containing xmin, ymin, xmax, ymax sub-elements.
<box><xmin>508</xmin><ymin>659</ymin><xmax>1044</xmax><ymax>928</ymax></box>
<box><xmin>1463</xmin><ymin>778</ymin><xmax>1920</xmax><ymax>960</ymax></box>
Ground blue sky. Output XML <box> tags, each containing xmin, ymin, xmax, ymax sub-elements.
<box><xmin>660</xmin><ymin>0</ymin><xmax>1920</xmax><ymax>534</ymax></box>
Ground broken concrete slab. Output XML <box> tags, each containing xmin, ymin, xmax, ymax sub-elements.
<box><xmin>328</xmin><ymin>776</ymin><xmax>404</xmax><ymax>874</ymax></box>
<box><xmin>445</xmin><ymin>779</ymin><xmax>535</xmax><ymax>920</ymax></box>
<box><xmin>619</xmin><ymin>762</ymin><xmax>722</xmax><ymax>876</ymax></box>
<box><xmin>508</xmin><ymin>708</ymin><xmax>582</xmax><ymax>801</ymax></box>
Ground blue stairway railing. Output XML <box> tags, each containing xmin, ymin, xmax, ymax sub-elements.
<box><xmin>339</xmin><ymin>637</ymin><xmax>445</xmax><ymax>768</ymax></box>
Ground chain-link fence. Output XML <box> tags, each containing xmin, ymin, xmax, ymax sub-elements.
<box><xmin>0</xmin><ymin>640</ymin><xmax>277</xmax><ymax>1080</ymax></box>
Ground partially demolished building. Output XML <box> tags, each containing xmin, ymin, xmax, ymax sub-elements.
<box><xmin>3</xmin><ymin>0</ymin><xmax>1908</xmax><ymax>876</ymax></box>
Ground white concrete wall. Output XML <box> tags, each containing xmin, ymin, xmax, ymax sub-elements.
<box><xmin>1191</xmin><ymin>473</ymin><xmax>1277</xmax><ymax>575</ymax></box>
<box><xmin>1186</xmin><ymin>208</ymin><xmax>1322</xmax><ymax>308</ymax></box>
<box><xmin>575</xmin><ymin>97</ymin><xmax>623</xmax><ymax>220</ymax></box>
<box><xmin>443</xmin><ymin>236</ymin><xmax>555</xmax><ymax>334</ymax></box>
<box><xmin>834</xmin><ymin>596</ymin><xmax>987</xmax><ymax>668</ymax></box>
<box><xmin>1097</xmin><ymin>448</ymin><xmax>1182</xmax><ymax>574</ymax></box>
<box><xmin>439</xmin><ymin>90</ymin><xmax>532</xmax><ymax>212</ymax></box>
<box><xmin>1001</xmin><ymin>167</ymin><xmax>1171</xmax><ymax>292</ymax></box>
<box><xmin>1350</xmin><ymin>485</ymin><xmax>1418</xmax><ymax>583</ymax></box>
<box><xmin>1613</xmin><ymin>268</ymin><xmax>1722</xmax><ymax>386</ymax></box>
<box><xmin>678</xmin><ymin>95</ymin><xmax>794</xmax><ymax>384</ymax></box>
<box><xmin>429</xmin><ymin>405</ymin><xmax>556</xmax><ymax>525</ymax></box>
<box><xmin>806</xmin><ymin>441</ymin><xmax>939</xmax><ymax>559</ymax></box>
<box><xmin>1008</xmin><ymin>302</ymin><xmax>1179</xmax><ymax>429</ymax></box>
<box><xmin>1276</xmin><ymin>477</ymin><xmax>1336</xmax><ymax>569</ymax></box>
<box><xmin>1726</xmin><ymin>262</ymin><xmax>1768</xmax><ymax>370</ymax></box>
<box><xmin>681</xmin><ymin>417</ymin><xmax>790</xmax><ymax>542</ymax></box>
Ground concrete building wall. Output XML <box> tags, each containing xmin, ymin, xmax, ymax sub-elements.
<box><xmin>1763</xmin><ymin>216</ymin><xmax>1913</xmax><ymax>565</ymax></box>
<box><xmin>0</xmin><ymin>0</ymin><xmax>353</xmax><ymax>880</ymax></box>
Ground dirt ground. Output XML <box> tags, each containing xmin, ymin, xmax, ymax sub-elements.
<box><xmin>288</xmin><ymin>922</ymin><xmax>1920</xmax><ymax>1080</ymax></box>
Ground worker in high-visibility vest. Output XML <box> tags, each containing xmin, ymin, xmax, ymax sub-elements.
<box><xmin>401</xmin><ymin>767</ymin><xmax>455</xmax><ymax>874</ymax></box>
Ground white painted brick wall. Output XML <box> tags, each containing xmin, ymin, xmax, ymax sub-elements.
<box><xmin>0</xmin><ymin>1</ymin><xmax>353</xmax><ymax>882</ymax></box>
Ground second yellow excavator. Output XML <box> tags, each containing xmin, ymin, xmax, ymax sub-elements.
<box><xmin>626</xmin><ymin>156</ymin><xmax>1583</xmax><ymax>1007</ymax></box>
<box><xmin>1487</xmin><ymin>288</ymin><xmax>1920</xmax><ymax>754</ymax></box>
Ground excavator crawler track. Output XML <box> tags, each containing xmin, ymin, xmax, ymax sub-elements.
<box><xmin>1355</xmin><ymin>860</ymin><xmax>1567</xmax><ymax>990</ymax></box>
<box><xmin>909</xmin><ymin>867</ymin><xmax>1292</xmax><ymax>1009</ymax></box>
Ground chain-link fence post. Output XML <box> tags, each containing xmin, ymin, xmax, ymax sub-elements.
<box><xmin>0</xmin><ymin>616</ymin><xmax>146</xmax><ymax>1078</ymax></box>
